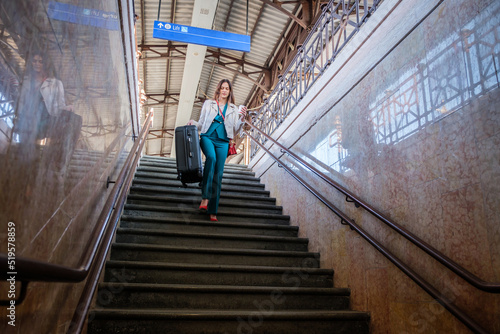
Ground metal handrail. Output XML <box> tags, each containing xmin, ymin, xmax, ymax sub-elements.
<box><xmin>0</xmin><ymin>111</ymin><xmax>153</xmax><ymax>328</ymax></box>
<box><xmin>67</xmin><ymin>110</ymin><xmax>153</xmax><ymax>333</ymax></box>
<box><xmin>251</xmin><ymin>0</ymin><xmax>383</xmax><ymax>158</ymax></box>
<box><xmin>246</xmin><ymin>121</ymin><xmax>500</xmax><ymax>293</ymax></box>
<box><xmin>244</xmin><ymin>126</ymin><xmax>488</xmax><ymax>334</ymax></box>
<box><xmin>0</xmin><ymin>110</ymin><xmax>153</xmax><ymax>283</ymax></box>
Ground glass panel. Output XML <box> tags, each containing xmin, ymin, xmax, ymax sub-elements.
<box><xmin>0</xmin><ymin>0</ymin><xmax>133</xmax><ymax>264</ymax></box>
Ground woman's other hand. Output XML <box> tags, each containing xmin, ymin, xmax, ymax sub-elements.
<box><xmin>187</xmin><ymin>120</ymin><xmax>195</xmax><ymax>125</ymax></box>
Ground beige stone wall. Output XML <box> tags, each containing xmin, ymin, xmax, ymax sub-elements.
<box><xmin>0</xmin><ymin>0</ymin><xmax>138</xmax><ymax>333</ymax></box>
<box><xmin>250</xmin><ymin>0</ymin><xmax>500</xmax><ymax>332</ymax></box>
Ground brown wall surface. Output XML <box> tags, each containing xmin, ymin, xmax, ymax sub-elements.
<box><xmin>0</xmin><ymin>0</ymin><xmax>138</xmax><ymax>333</ymax></box>
<box><xmin>251</xmin><ymin>0</ymin><xmax>500</xmax><ymax>332</ymax></box>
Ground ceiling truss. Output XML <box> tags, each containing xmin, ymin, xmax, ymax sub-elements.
<box><xmin>138</xmin><ymin>0</ymin><xmax>331</xmax><ymax>156</ymax></box>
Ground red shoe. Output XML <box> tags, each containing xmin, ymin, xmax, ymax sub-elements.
<box><xmin>199</xmin><ymin>204</ymin><xmax>208</xmax><ymax>211</ymax></box>
<box><xmin>210</xmin><ymin>215</ymin><xmax>218</xmax><ymax>222</ymax></box>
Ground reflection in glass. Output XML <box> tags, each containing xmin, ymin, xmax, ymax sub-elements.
<box><xmin>368</xmin><ymin>2</ymin><xmax>500</xmax><ymax>147</ymax></box>
<box><xmin>0</xmin><ymin>0</ymin><xmax>133</xmax><ymax>246</ymax></box>
<box><xmin>306</xmin><ymin>1</ymin><xmax>499</xmax><ymax>177</ymax></box>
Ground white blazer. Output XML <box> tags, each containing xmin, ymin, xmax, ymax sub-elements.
<box><xmin>39</xmin><ymin>77</ymin><xmax>67</xmax><ymax>117</ymax></box>
<box><xmin>19</xmin><ymin>76</ymin><xmax>67</xmax><ymax>117</ymax></box>
<box><xmin>193</xmin><ymin>99</ymin><xmax>244</xmax><ymax>140</ymax></box>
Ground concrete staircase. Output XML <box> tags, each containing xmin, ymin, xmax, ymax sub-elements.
<box><xmin>87</xmin><ymin>156</ymin><xmax>370</xmax><ymax>334</ymax></box>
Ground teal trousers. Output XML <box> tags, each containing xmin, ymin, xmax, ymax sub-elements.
<box><xmin>200</xmin><ymin>134</ymin><xmax>229</xmax><ymax>214</ymax></box>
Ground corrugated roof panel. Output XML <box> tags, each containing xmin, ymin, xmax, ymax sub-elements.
<box><xmin>174</xmin><ymin>0</ymin><xmax>196</xmax><ymax>25</ymax></box>
<box><xmin>249</xmin><ymin>5</ymin><xmax>293</xmax><ymax>66</ymax></box>
<box><xmin>146</xmin><ymin>137</ymin><xmax>162</xmax><ymax>155</ymax></box>
<box><xmin>141</xmin><ymin>0</ymin><xmax>170</xmax><ymax>45</ymax></box>
<box><xmin>155</xmin><ymin>0</ymin><xmax>172</xmax><ymax>23</ymax></box>
<box><xmin>167</xmin><ymin>58</ymin><xmax>186</xmax><ymax>93</ymax></box>
<box><xmin>165</xmin><ymin>104</ymin><xmax>179</xmax><ymax>128</ymax></box>
<box><xmin>213</xmin><ymin>0</ymin><xmax>261</xmax><ymax>35</ymax></box>
<box><xmin>145</xmin><ymin>58</ymin><xmax>167</xmax><ymax>93</ymax></box>
<box><xmin>232</xmin><ymin>74</ymin><xmax>255</xmax><ymax>104</ymax></box>
<box><xmin>151</xmin><ymin>105</ymin><xmax>165</xmax><ymax>129</ymax></box>
<box><xmin>198</xmin><ymin>65</ymin><xmax>214</xmax><ymax>97</ymax></box>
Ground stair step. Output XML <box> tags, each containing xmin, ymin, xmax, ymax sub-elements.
<box><xmin>88</xmin><ymin>309</ymin><xmax>370</xmax><ymax>334</ymax></box>
<box><xmin>142</xmin><ymin>155</ymin><xmax>250</xmax><ymax>170</ymax></box>
<box><xmin>119</xmin><ymin>216</ymin><xmax>297</xmax><ymax>237</ymax></box>
<box><xmin>95</xmin><ymin>283</ymin><xmax>351</xmax><ymax>310</ymax></box>
<box><xmin>110</xmin><ymin>243</ymin><xmax>321</xmax><ymax>268</ymax></box>
<box><xmin>136</xmin><ymin>165</ymin><xmax>260</xmax><ymax>182</ymax></box>
<box><xmin>126</xmin><ymin>194</ymin><xmax>283</xmax><ymax>215</ymax></box>
<box><xmin>132</xmin><ymin>178</ymin><xmax>271</xmax><ymax>196</ymax></box>
<box><xmin>137</xmin><ymin>162</ymin><xmax>254</xmax><ymax>173</ymax></box>
<box><xmin>103</xmin><ymin>261</ymin><xmax>334</xmax><ymax>287</ymax></box>
<box><xmin>141</xmin><ymin>161</ymin><xmax>252</xmax><ymax>174</ymax></box>
<box><xmin>134</xmin><ymin>174</ymin><xmax>264</xmax><ymax>189</ymax></box>
<box><xmin>139</xmin><ymin>160</ymin><xmax>255</xmax><ymax>176</ymax></box>
<box><xmin>135</xmin><ymin>171</ymin><xmax>265</xmax><ymax>188</ymax></box>
<box><xmin>129</xmin><ymin>184</ymin><xmax>276</xmax><ymax>203</ymax></box>
<box><xmin>123</xmin><ymin>204</ymin><xmax>290</xmax><ymax>225</ymax></box>
<box><xmin>115</xmin><ymin>228</ymin><xmax>308</xmax><ymax>251</ymax></box>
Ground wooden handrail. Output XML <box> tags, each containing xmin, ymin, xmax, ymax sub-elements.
<box><xmin>245</xmin><ymin>124</ymin><xmax>490</xmax><ymax>334</ymax></box>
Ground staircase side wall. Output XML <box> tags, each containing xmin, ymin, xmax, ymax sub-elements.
<box><xmin>250</xmin><ymin>0</ymin><xmax>500</xmax><ymax>333</ymax></box>
<box><xmin>0</xmin><ymin>0</ymin><xmax>139</xmax><ymax>333</ymax></box>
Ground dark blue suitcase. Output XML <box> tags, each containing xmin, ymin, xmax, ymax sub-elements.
<box><xmin>174</xmin><ymin>125</ymin><xmax>203</xmax><ymax>187</ymax></box>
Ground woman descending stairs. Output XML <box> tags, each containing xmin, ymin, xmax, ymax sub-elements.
<box><xmin>87</xmin><ymin>156</ymin><xmax>370</xmax><ymax>334</ymax></box>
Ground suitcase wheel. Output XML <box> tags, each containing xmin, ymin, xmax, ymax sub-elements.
<box><xmin>182</xmin><ymin>182</ymin><xmax>188</xmax><ymax>188</ymax></box>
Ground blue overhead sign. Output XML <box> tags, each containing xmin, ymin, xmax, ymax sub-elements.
<box><xmin>47</xmin><ymin>1</ymin><xmax>119</xmax><ymax>31</ymax></box>
<box><xmin>153</xmin><ymin>21</ymin><xmax>251</xmax><ymax>53</ymax></box>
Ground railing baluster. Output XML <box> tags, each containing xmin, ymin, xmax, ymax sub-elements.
<box><xmin>250</xmin><ymin>0</ymin><xmax>379</xmax><ymax>159</ymax></box>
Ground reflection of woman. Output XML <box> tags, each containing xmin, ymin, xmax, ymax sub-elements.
<box><xmin>15</xmin><ymin>50</ymin><xmax>81</xmax><ymax>184</ymax></box>
<box><xmin>15</xmin><ymin>51</ymin><xmax>72</xmax><ymax>143</ymax></box>
<box><xmin>188</xmin><ymin>79</ymin><xmax>247</xmax><ymax>221</ymax></box>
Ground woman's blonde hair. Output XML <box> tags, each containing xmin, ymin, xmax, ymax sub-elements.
<box><xmin>213</xmin><ymin>79</ymin><xmax>235</xmax><ymax>104</ymax></box>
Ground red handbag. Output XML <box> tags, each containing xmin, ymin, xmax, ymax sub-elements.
<box><xmin>228</xmin><ymin>140</ymin><xmax>237</xmax><ymax>156</ymax></box>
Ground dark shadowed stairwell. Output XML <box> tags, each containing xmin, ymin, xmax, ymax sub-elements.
<box><xmin>87</xmin><ymin>156</ymin><xmax>370</xmax><ymax>334</ymax></box>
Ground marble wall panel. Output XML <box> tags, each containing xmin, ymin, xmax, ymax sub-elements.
<box><xmin>0</xmin><ymin>0</ymin><xmax>137</xmax><ymax>333</ymax></box>
<box><xmin>366</xmin><ymin>268</ymin><xmax>390</xmax><ymax>332</ymax></box>
<box><xmin>253</xmin><ymin>0</ymin><xmax>500</xmax><ymax>332</ymax></box>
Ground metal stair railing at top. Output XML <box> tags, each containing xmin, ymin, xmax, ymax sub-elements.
<box><xmin>244</xmin><ymin>120</ymin><xmax>497</xmax><ymax>334</ymax></box>
<box><xmin>250</xmin><ymin>0</ymin><xmax>384</xmax><ymax>159</ymax></box>
<box><xmin>0</xmin><ymin>110</ymin><xmax>154</xmax><ymax>334</ymax></box>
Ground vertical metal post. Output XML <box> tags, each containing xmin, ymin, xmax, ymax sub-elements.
<box><xmin>157</xmin><ymin>0</ymin><xmax>162</xmax><ymax>21</ymax></box>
